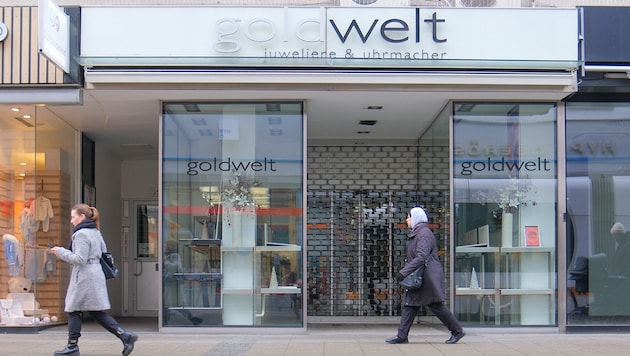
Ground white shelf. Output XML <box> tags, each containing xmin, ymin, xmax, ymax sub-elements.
<box><xmin>501</xmin><ymin>247</ymin><xmax>554</xmax><ymax>253</ymax></box>
<box><xmin>455</xmin><ymin>246</ymin><xmax>500</xmax><ymax>254</ymax></box>
<box><xmin>222</xmin><ymin>288</ymin><xmax>254</xmax><ymax>295</ymax></box>
<box><xmin>500</xmin><ymin>289</ymin><xmax>554</xmax><ymax>295</ymax></box>
<box><xmin>221</xmin><ymin>246</ymin><xmax>254</xmax><ymax>252</ymax></box>
<box><xmin>455</xmin><ymin>288</ymin><xmax>496</xmax><ymax>295</ymax></box>
<box><xmin>255</xmin><ymin>244</ymin><xmax>301</xmax><ymax>252</ymax></box>
<box><xmin>261</xmin><ymin>287</ymin><xmax>301</xmax><ymax>294</ymax></box>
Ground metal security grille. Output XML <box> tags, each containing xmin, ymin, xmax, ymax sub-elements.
<box><xmin>306</xmin><ymin>190</ymin><xmax>448</xmax><ymax>317</ymax></box>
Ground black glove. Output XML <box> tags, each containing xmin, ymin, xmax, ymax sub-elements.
<box><xmin>396</xmin><ymin>272</ymin><xmax>405</xmax><ymax>282</ymax></box>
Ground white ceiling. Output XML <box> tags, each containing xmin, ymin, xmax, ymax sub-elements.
<box><xmin>1</xmin><ymin>79</ymin><xmax>574</xmax><ymax>166</ymax></box>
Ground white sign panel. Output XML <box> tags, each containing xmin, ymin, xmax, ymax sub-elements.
<box><xmin>81</xmin><ymin>7</ymin><xmax>577</xmax><ymax>64</ymax></box>
<box><xmin>38</xmin><ymin>0</ymin><xmax>70</xmax><ymax>73</ymax></box>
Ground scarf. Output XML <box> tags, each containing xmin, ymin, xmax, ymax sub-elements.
<box><xmin>68</xmin><ymin>219</ymin><xmax>97</xmax><ymax>250</ymax></box>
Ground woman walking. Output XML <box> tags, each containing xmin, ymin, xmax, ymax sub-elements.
<box><xmin>50</xmin><ymin>204</ymin><xmax>138</xmax><ymax>356</ymax></box>
<box><xmin>385</xmin><ymin>206</ymin><xmax>465</xmax><ymax>345</ymax></box>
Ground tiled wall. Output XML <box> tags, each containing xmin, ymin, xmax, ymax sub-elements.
<box><xmin>306</xmin><ymin>144</ymin><xmax>450</xmax><ymax>317</ymax></box>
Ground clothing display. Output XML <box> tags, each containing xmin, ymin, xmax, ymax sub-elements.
<box><xmin>2</xmin><ymin>234</ymin><xmax>23</xmax><ymax>277</ymax></box>
<box><xmin>34</xmin><ymin>196</ymin><xmax>54</xmax><ymax>232</ymax></box>
<box><xmin>25</xmin><ymin>248</ymin><xmax>49</xmax><ymax>283</ymax></box>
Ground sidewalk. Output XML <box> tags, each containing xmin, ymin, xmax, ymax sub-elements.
<box><xmin>5</xmin><ymin>320</ymin><xmax>630</xmax><ymax>356</ymax></box>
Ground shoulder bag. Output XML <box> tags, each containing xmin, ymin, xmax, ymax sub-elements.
<box><xmin>100</xmin><ymin>252</ymin><xmax>119</xmax><ymax>279</ymax></box>
<box><xmin>399</xmin><ymin>260</ymin><xmax>427</xmax><ymax>290</ymax></box>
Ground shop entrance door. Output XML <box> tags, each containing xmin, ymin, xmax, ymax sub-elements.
<box><xmin>125</xmin><ymin>200</ymin><xmax>159</xmax><ymax>316</ymax></box>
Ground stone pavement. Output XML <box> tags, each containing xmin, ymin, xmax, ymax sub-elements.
<box><xmin>3</xmin><ymin>319</ymin><xmax>630</xmax><ymax>356</ymax></box>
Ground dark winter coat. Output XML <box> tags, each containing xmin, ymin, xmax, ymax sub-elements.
<box><xmin>399</xmin><ymin>222</ymin><xmax>445</xmax><ymax>307</ymax></box>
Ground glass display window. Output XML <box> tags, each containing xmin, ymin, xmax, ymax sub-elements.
<box><xmin>161</xmin><ymin>101</ymin><xmax>305</xmax><ymax>327</ymax></box>
<box><xmin>0</xmin><ymin>103</ymin><xmax>79</xmax><ymax>328</ymax></box>
<box><xmin>566</xmin><ymin>103</ymin><xmax>630</xmax><ymax>326</ymax></box>
<box><xmin>452</xmin><ymin>102</ymin><xmax>557</xmax><ymax>326</ymax></box>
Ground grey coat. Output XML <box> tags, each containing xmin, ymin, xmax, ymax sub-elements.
<box><xmin>399</xmin><ymin>222</ymin><xmax>445</xmax><ymax>307</ymax></box>
<box><xmin>56</xmin><ymin>227</ymin><xmax>111</xmax><ymax>312</ymax></box>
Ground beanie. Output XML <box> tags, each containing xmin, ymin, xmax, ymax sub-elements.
<box><xmin>610</xmin><ymin>222</ymin><xmax>626</xmax><ymax>236</ymax></box>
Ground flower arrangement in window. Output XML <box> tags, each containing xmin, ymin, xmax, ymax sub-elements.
<box><xmin>475</xmin><ymin>176</ymin><xmax>537</xmax><ymax>214</ymax></box>
<box><xmin>221</xmin><ymin>170</ymin><xmax>260</xmax><ymax>210</ymax></box>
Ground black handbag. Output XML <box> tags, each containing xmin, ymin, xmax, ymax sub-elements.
<box><xmin>100</xmin><ymin>252</ymin><xmax>119</xmax><ymax>279</ymax></box>
<box><xmin>400</xmin><ymin>261</ymin><xmax>427</xmax><ymax>290</ymax></box>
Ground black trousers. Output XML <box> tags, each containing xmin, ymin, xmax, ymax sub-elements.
<box><xmin>397</xmin><ymin>302</ymin><xmax>463</xmax><ymax>339</ymax></box>
<box><xmin>68</xmin><ymin>311</ymin><xmax>120</xmax><ymax>339</ymax></box>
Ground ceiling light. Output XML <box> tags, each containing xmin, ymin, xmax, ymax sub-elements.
<box><xmin>457</xmin><ymin>103</ymin><xmax>476</xmax><ymax>112</ymax></box>
<box><xmin>11</xmin><ymin>107</ymin><xmax>20</xmax><ymax>112</ymax></box>
<box><xmin>366</xmin><ymin>106</ymin><xmax>382</xmax><ymax>110</ymax></box>
<box><xmin>191</xmin><ymin>117</ymin><xmax>207</xmax><ymax>126</ymax></box>
<box><xmin>266</xmin><ymin>103</ymin><xmax>281</xmax><ymax>112</ymax></box>
<box><xmin>23</xmin><ymin>114</ymin><xmax>31</xmax><ymax>119</ymax></box>
<box><xmin>198</xmin><ymin>129</ymin><xmax>213</xmax><ymax>136</ymax></box>
<box><xmin>357</xmin><ymin>131</ymin><xmax>371</xmax><ymax>134</ymax></box>
<box><xmin>183</xmin><ymin>103</ymin><xmax>200</xmax><ymax>112</ymax></box>
<box><xmin>359</xmin><ymin>120</ymin><xmax>377</xmax><ymax>126</ymax></box>
<box><xmin>20</xmin><ymin>162</ymin><xmax>27</xmax><ymax>166</ymax></box>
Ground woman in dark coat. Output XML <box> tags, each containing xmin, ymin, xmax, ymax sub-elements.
<box><xmin>385</xmin><ymin>206</ymin><xmax>465</xmax><ymax>345</ymax></box>
<box><xmin>50</xmin><ymin>204</ymin><xmax>138</xmax><ymax>356</ymax></box>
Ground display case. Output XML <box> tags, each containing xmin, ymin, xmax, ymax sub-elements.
<box><xmin>455</xmin><ymin>245</ymin><xmax>555</xmax><ymax>325</ymax></box>
<box><xmin>254</xmin><ymin>245</ymin><xmax>302</xmax><ymax>325</ymax></box>
<box><xmin>164</xmin><ymin>239</ymin><xmax>222</xmax><ymax>325</ymax></box>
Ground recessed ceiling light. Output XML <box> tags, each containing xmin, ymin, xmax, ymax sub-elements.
<box><xmin>23</xmin><ymin>114</ymin><xmax>31</xmax><ymax>119</ymax></box>
<box><xmin>266</xmin><ymin>103</ymin><xmax>281</xmax><ymax>112</ymax></box>
<box><xmin>20</xmin><ymin>162</ymin><xmax>27</xmax><ymax>166</ymax></box>
<box><xmin>357</xmin><ymin>131</ymin><xmax>371</xmax><ymax>134</ymax></box>
<box><xmin>366</xmin><ymin>106</ymin><xmax>383</xmax><ymax>110</ymax></box>
<box><xmin>183</xmin><ymin>103</ymin><xmax>200</xmax><ymax>112</ymax></box>
<box><xmin>359</xmin><ymin>120</ymin><xmax>377</xmax><ymax>126</ymax></box>
<box><xmin>11</xmin><ymin>107</ymin><xmax>20</xmax><ymax>112</ymax></box>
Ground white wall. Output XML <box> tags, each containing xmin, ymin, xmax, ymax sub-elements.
<box><xmin>94</xmin><ymin>146</ymin><xmax>123</xmax><ymax>314</ymax></box>
<box><xmin>121</xmin><ymin>160</ymin><xmax>158</xmax><ymax>199</ymax></box>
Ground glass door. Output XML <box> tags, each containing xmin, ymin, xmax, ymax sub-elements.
<box><xmin>130</xmin><ymin>201</ymin><xmax>159</xmax><ymax>316</ymax></box>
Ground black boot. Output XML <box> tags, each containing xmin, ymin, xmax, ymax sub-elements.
<box><xmin>53</xmin><ymin>337</ymin><xmax>79</xmax><ymax>356</ymax></box>
<box><xmin>116</xmin><ymin>327</ymin><xmax>138</xmax><ymax>356</ymax></box>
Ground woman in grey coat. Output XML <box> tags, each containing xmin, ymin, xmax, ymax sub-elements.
<box><xmin>50</xmin><ymin>204</ymin><xmax>138</xmax><ymax>356</ymax></box>
<box><xmin>385</xmin><ymin>206</ymin><xmax>465</xmax><ymax>345</ymax></box>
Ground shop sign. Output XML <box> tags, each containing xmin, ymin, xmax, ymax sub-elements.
<box><xmin>81</xmin><ymin>7</ymin><xmax>577</xmax><ymax>65</ymax></box>
<box><xmin>38</xmin><ymin>0</ymin><xmax>70</xmax><ymax>73</ymax></box>
<box><xmin>0</xmin><ymin>22</ymin><xmax>7</xmax><ymax>42</ymax></box>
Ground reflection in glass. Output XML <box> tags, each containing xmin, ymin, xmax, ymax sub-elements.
<box><xmin>161</xmin><ymin>102</ymin><xmax>304</xmax><ymax>327</ymax></box>
<box><xmin>566</xmin><ymin>103</ymin><xmax>630</xmax><ymax>326</ymax></box>
<box><xmin>453</xmin><ymin>102</ymin><xmax>557</xmax><ymax>326</ymax></box>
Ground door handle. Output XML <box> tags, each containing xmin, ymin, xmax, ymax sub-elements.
<box><xmin>133</xmin><ymin>258</ymin><xmax>143</xmax><ymax>276</ymax></box>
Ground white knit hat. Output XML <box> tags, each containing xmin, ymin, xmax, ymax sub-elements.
<box><xmin>610</xmin><ymin>222</ymin><xmax>626</xmax><ymax>236</ymax></box>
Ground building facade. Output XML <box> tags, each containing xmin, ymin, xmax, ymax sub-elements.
<box><xmin>0</xmin><ymin>1</ymin><xmax>629</xmax><ymax>333</ymax></box>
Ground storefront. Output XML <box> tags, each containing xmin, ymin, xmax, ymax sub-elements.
<box><xmin>1</xmin><ymin>3</ymin><xmax>583</xmax><ymax>332</ymax></box>
<box><xmin>0</xmin><ymin>4</ymin><xmax>82</xmax><ymax>329</ymax></box>
<box><xmin>564</xmin><ymin>6</ymin><xmax>630</xmax><ymax>330</ymax></box>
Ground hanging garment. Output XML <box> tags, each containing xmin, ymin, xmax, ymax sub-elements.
<box><xmin>35</xmin><ymin>196</ymin><xmax>54</xmax><ymax>232</ymax></box>
<box><xmin>20</xmin><ymin>208</ymin><xmax>37</xmax><ymax>247</ymax></box>
<box><xmin>2</xmin><ymin>234</ymin><xmax>23</xmax><ymax>277</ymax></box>
<box><xmin>25</xmin><ymin>248</ymin><xmax>48</xmax><ymax>283</ymax></box>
